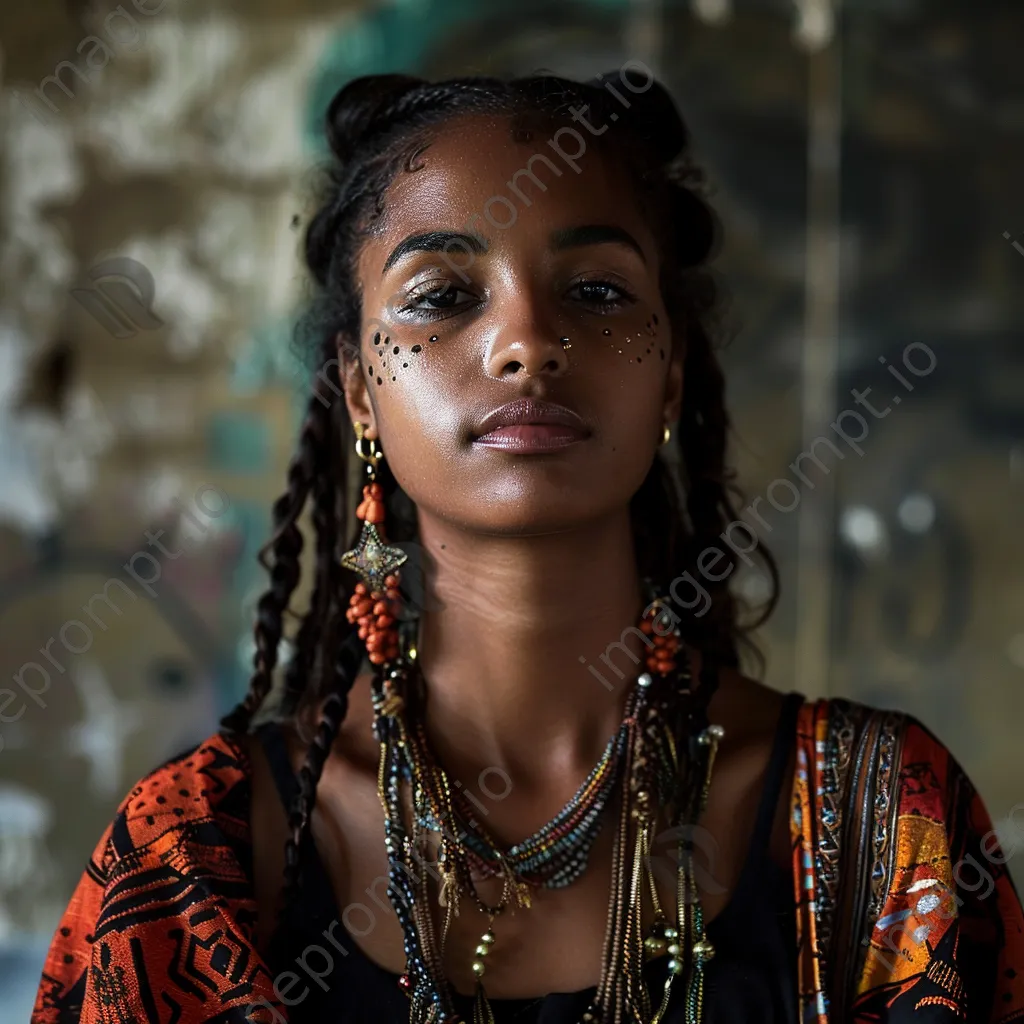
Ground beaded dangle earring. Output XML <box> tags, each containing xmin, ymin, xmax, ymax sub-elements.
<box><xmin>341</xmin><ymin>422</ymin><xmax>406</xmax><ymax>673</ymax></box>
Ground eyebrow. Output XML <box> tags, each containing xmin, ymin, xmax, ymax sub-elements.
<box><xmin>382</xmin><ymin>231</ymin><xmax>489</xmax><ymax>275</ymax></box>
<box><xmin>549</xmin><ymin>224</ymin><xmax>647</xmax><ymax>264</ymax></box>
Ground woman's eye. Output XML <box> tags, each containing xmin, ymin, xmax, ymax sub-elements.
<box><xmin>570</xmin><ymin>279</ymin><xmax>634</xmax><ymax>308</ymax></box>
<box><xmin>403</xmin><ymin>283</ymin><xmax>475</xmax><ymax>314</ymax></box>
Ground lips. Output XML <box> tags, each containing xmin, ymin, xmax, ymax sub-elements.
<box><xmin>471</xmin><ymin>398</ymin><xmax>590</xmax><ymax>452</ymax></box>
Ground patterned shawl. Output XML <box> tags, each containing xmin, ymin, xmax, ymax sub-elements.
<box><xmin>32</xmin><ymin>697</ymin><xmax>1024</xmax><ymax>1022</ymax></box>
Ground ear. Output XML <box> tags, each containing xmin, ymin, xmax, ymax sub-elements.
<box><xmin>338</xmin><ymin>332</ymin><xmax>378</xmax><ymax>440</ymax></box>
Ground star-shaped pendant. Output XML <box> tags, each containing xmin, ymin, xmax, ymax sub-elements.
<box><xmin>340</xmin><ymin>522</ymin><xmax>408</xmax><ymax>591</ymax></box>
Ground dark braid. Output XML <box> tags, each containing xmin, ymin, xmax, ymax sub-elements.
<box><xmin>281</xmin><ymin>690</ymin><xmax>346</xmax><ymax>901</ymax></box>
<box><xmin>279</xmin><ymin>362</ymin><xmax>343</xmax><ymax>717</ymax></box>
<box><xmin>219</xmin><ymin>424</ymin><xmax>314</xmax><ymax>734</ymax></box>
<box><xmin>220</xmin><ymin>69</ymin><xmax>780</xmax><ymax>921</ymax></box>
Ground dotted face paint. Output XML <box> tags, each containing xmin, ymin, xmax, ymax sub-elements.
<box><xmin>363</xmin><ymin>322</ymin><xmax>443</xmax><ymax>387</ymax></box>
<box><xmin>606</xmin><ymin>311</ymin><xmax>663</xmax><ymax>364</ymax></box>
<box><xmin>364</xmin><ymin>306</ymin><xmax>663</xmax><ymax>386</ymax></box>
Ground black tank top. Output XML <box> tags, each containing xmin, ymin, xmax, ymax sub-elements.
<box><xmin>257</xmin><ymin>691</ymin><xmax>803</xmax><ymax>1023</ymax></box>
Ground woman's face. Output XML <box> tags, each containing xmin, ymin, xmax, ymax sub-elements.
<box><xmin>342</xmin><ymin>112</ymin><xmax>683</xmax><ymax>536</ymax></box>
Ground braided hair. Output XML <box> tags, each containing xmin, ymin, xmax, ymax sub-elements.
<box><xmin>220</xmin><ymin>69</ymin><xmax>779</xmax><ymax>916</ymax></box>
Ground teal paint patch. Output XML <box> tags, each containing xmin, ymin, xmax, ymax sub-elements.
<box><xmin>207</xmin><ymin>412</ymin><xmax>271</xmax><ymax>474</ymax></box>
<box><xmin>229</xmin><ymin>318</ymin><xmax>307</xmax><ymax>395</ymax></box>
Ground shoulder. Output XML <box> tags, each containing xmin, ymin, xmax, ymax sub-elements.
<box><xmin>33</xmin><ymin>733</ymin><xmax>261</xmax><ymax>1024</ymax></box>
<box><xmin>790</xmin><ymin>700</ymin><xmax>1024</xmax><ymax>1017</ymax></box>
<box><xmin>790</xmin><ymin>694</ymin><xmax>1018</xmax><ymax>948</ymax></box>
<box><xmin>99</xmin><ymin>731</ymin><xmax>254</xmax><ymax>876</ymax></box>
<box><xmin>794</xmin><ymin>693</ymin><xmax>967</xmax><ymax>788</ymax></box>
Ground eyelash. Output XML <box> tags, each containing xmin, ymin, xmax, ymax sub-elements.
<box><xmin>570</xmin><ymin>278</ymin><xmax>636</xmax><ymax>311</ymax></box>
<box><xmin>396</xmin><ymin>277</ymin><xmax>636</xmax><ymax>321</ymax></box>
<box><xmin>397</xmin><ymin>282</ymin><xmax>476</xmax><ymax>321</ymax></box>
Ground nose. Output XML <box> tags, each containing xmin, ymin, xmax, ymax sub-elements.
<box><xmin>485</xmin><ymin>317</ymin><xmax>570</xmax><ymax>379</ymax></box>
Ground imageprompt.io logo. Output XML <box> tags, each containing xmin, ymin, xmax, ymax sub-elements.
<box><xmin>71</xmin><ymin>257</ymin><xmax>165</xmax><ymax>338</ymax></box>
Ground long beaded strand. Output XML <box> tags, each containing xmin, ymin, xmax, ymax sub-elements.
<box><xmin>370</xmin><ymin>589</ymin><xmax>723</xmax><ymax>1024</ymax></box>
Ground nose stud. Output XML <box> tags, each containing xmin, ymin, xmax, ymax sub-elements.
<box><xmin>559</xmin><ymin>336</ymin><xmax>571</xmax><ymax>350</ymax></box>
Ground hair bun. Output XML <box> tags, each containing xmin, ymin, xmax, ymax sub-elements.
<box><xmin>324</xmin><ymin>74</ymin><xmax>426</xmax><ymax>163</ymax></box>
<box><xmin>588</xmin><ymin>68</ymin><xmax>690</xmax><ymax>164</ymax></box>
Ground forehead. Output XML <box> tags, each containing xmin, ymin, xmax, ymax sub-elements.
<box><xmin>363</xmin><ymin>113</ymin><xmax>655</xmax><ymax>263</ymax></box>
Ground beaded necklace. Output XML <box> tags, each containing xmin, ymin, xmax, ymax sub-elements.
<box><xmin>367</xmin><ymin>584</ymin><xmax>723</xmax><ymax>1024</ymax></box>
<box><xmin>416</xmin><ymin>704</ymin><xmax>631</xmax><ymax>890</ymax></box>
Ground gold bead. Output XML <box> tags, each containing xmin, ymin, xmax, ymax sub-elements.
<box><xmin>481</xmin><ymin>931</ymin><xmax>495</xmax><ymax>945</ymax></box>
<box><xmin>472</xmin><ymin>960</ymin><xmax>486</xmax><ymax>976</ymax></box>
<box><xmin>667</xmin><ymin>943</ymin><xmax>681</xmax><ymax>956</ymax></box>
<box><xmin>644</xmin><ymin>936</ymin><xmax>667</xmax><ymax>958</ymax></box>
<box><xmin>693</xmin><ymin>939</ymin><xmax>716</xmax><ymax>961</ymax></box>
<box><xmin>664</xmin><ymin>926</ymin><xmax>678</xmax><ymax>940</ymax></box>
<box><xmin>667</xmin><ymin>958</ymin><xmax>682</xmax><ymax>974</ymax></box>
<box><xmin>475</xmin><ymin>944</ymin><xmax>488</xmax><ymax>957</ymax></box>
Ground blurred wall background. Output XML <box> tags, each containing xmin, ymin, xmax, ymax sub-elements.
<box><xmin>0</xmin><ymin>0</ymin><xmax>1021</xmax><ymax>1018</ymax></box>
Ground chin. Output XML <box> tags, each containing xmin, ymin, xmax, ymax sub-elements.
<box><xmin>461</xmin><ymin>483</ymin><xmax>625</xmax><ymax>536</ymax></box>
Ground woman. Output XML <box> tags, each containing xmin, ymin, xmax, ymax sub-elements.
<box><xmin>33</xmin><ymin>69</ymin><xmax>1024</xmax><ymax>1023</ymax></box>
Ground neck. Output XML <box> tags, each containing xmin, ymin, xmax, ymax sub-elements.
<box><xmin>410</xmin><ymin>511</ymin><xmax>654</xmax><ymax>791</ymax></box>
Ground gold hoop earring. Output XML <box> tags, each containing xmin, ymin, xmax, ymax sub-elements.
<box><xmin>353</xmin><ymin>421</ymin><xmax>384</xmax><ymax>469</ymax></box>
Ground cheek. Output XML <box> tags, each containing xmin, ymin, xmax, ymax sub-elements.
<box><xmin>582</xmin><ymin>311</ymin><xmax>669</xmax><ymax>447</ymax></box>
<box><xmin>573</xmin><ymin>310</ymin><xmax>669</xmax><ymax>417</ymax></box>
<box><xmin>587</xmin><ymin>310</ymin><xmax>665</xmax><ymax>367</ymax></box>
<box><xmin>360</xmin><ymin>330</ymin><xmax>467</xmax><ymax>492</ymax></box>
<box><xmin>361</xmin><ymin>328</ymin><xmax>443</xmax><ymax>388</ymax></box>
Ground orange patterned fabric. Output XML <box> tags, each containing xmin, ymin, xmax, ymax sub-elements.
<box><xmin>791</xmin><ymin>699</ymin><xmax>1024</xmax><ymax>1023</ymax></box>
<box><xmin>33</xmin><ymin>699</ymin><xmax>1024</xmax><ymax>1022</ymax></box>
